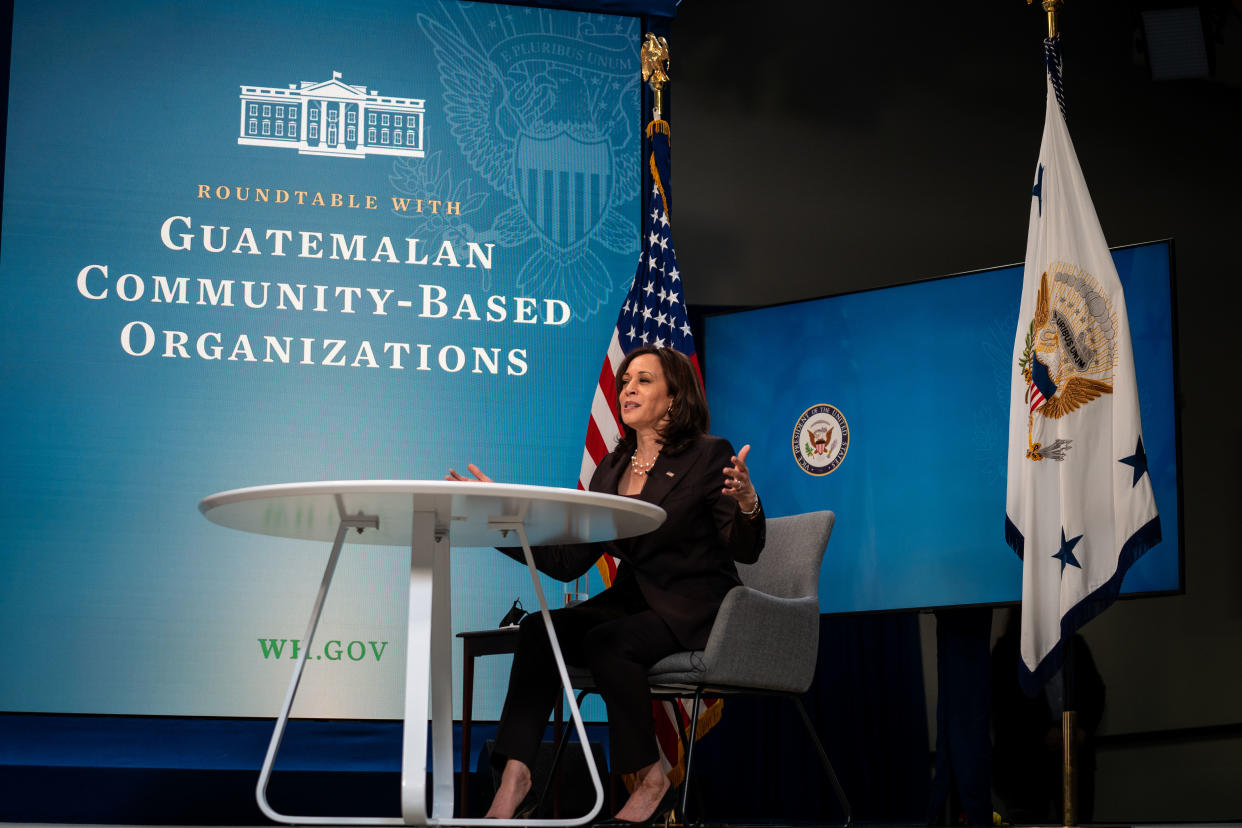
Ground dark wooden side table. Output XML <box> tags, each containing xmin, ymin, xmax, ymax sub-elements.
<box><xmin>460</xmin><ymin>625</ymin><xmax>569</xmax><ymax>817</ymax></box>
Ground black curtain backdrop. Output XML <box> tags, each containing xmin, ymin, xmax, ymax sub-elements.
<box><xmin>685</xmin><ymin>611</ymin><xmax>930</xmax><ymax>823</ymax></box>
<box><xmin>928</xmin><ymin>607</ymin><xmax>995</xmax><ymax>826</ymax></box>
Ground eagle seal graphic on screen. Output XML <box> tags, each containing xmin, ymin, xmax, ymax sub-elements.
<box><xmin>808</xmin><ymin>421</ymin><xmax>834</xmax><ymax>455</ymax></box>
<box><xmin>410</xmin><ymin>10</ymin><xmax>640</xmax><ymax>319</ymax></box>
<box><xmin>1018</xmin><ymin>268</ymin><xmax>1117</xmax><ymax>461</ymax></box>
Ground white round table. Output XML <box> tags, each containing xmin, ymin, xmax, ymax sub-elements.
<box><xmin>200</xmin><ymin>481</ymin><xmax>666</xmax><ymax>827</ymax></box>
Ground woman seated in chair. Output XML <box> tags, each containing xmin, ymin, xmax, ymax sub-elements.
<box><xmin>447</xmin><ymin>345</ymin><xmax>765</xmax><ymax>825</ymax></box>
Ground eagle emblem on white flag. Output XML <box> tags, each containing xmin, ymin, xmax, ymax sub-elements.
<box><xmin>1018</xmin><ymin>264</ymin><xmax>1116</xmax><ymax>461</ymax></box>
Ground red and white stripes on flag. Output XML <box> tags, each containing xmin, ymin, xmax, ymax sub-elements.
<box><xmin>1027</xmin><ymin>381</ymin><xmax>1047</xmax><ymax>414</ymax></box>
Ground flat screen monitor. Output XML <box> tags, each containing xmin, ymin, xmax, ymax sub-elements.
<box><xmin>703</xmin><ymin>241</ymin><xmax>1181</xmax><ymax>614</ymax></box>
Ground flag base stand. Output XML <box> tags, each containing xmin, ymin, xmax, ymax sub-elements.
<box><xmin>1022</xmin><ymin>711</ymin><xmax>1083</xmax><ymax>828</ymax></box>
<box><xmin>1061</xmin><ymin>710</ymin><xmax>1077</xmax><ymax>827</ymax></box>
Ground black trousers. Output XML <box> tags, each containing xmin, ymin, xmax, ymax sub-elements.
<box><xmin>492</xmin><ymin>576</ymin><xmax>683</xmax><ymax>775</ymax></box>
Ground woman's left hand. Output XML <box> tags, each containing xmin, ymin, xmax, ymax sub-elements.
<box><xmin>721</xmin><ymin>444</ymin><xmax>759</xmax><ymax>513</ymax></box>
<box><xmin>445</xmin><ymin>463</ymin><xmax>493</xmax><ymax>482</ymax></box>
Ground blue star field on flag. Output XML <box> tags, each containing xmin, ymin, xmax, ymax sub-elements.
<box><xmin>615</xmin><ymin>125</ymin><xmax>695</xmax><ymax>360</ymax></box>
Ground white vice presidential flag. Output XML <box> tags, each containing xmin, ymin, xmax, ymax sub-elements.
<box><xmin>1005</xmin><ymin>38</ymin><xmax>1161</xmax><ymax>693</ymax></box>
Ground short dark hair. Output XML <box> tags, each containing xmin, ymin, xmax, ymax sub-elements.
<box><xmin>612</xmin><ymin>346</ymin><xmax>709</xmax><ymax>456</ymax></box>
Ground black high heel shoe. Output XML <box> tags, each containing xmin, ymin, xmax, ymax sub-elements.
<box><xmin>594</xmin><ymin>786</ymin><xmax>677</xmax><ymax>827</ymax></box>
<box><xmin>513</xmin><ymin>788</ymin><xmax>541</xmax><ymax>819</ymax></box>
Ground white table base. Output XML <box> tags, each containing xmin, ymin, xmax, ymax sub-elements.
<box><xmin>254</xmin><ymin>497</ymin><xmax>604</xmax><ymax>827</ymax></box>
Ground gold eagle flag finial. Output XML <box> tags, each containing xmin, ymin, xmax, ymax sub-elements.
<box><xmin>641</xmin><ymin>33</ymin><xmax>670</xmax><ymax>119</ymax></box>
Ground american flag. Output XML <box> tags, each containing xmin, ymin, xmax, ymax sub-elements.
<box><xmin>576</xmin><ymin>118</ymin><xmax>718</xmax><ymax>788</ymax></box>
<box><xmin>578</xmin><ymin>120</ymin><xmax>698</xmax><ymax>499</ymax></box>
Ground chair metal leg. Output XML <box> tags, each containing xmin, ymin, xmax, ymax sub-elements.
<box><xmin>668</xmin><ymin>698</ymin><xmax>693</xmax><ymax>826</ymax></box>
<box><xmin>790</xmin><ymin>696</ymin><xmax>851</xmax><ymax>828</ymax></box>
<box><xmin>677</xmin><ymin>688</ymin><xmax>704</xmax><ymax>826</ymax></box>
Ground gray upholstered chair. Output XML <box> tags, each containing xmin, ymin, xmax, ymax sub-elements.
<box><xmin>544</xmin><ymin>510</ymin><xmax>850</xmax><ymax>826</ymax></box>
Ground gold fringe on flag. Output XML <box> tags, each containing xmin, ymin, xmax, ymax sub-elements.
<box><xmin>646</xmin><ymin>119</ymin><xmax>672</xmax><ymax>220</ymax></box>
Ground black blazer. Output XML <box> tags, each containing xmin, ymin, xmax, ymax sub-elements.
<box><xmin>504</xmin><ymin>435</ymin><xmax>765</xmax><ymax>649</ymax></box>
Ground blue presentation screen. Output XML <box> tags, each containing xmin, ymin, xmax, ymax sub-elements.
<box><xmin>704</xmin><ymin>242</ymin><xmax>1181</xmax><ymax>614</ymax></box>
<box><xmin>0</xmin><ymin>0</ymin><xmax>641</xmax><ymax>719</ymax></box>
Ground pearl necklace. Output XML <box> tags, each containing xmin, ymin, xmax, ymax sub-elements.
<box><xmin>631</xmin><ymin>449</ymin><xmax>659</xmax><ymax>476</ymax></box>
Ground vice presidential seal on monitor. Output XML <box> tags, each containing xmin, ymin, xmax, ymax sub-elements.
<box><xmin>793</xmin><ymin>403</ymin><xmax>849</xmax><ymax>476</ymax></box>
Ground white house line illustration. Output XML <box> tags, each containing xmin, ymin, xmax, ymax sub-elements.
<box><xmin>238</xmin><ymin>71</ymin><xmax>425</xmax><ymax>159</ymax></box>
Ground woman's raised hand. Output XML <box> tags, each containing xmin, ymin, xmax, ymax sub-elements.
<box><xmin>445</xmin><ymin>463</ymin><xmax>493</xmax><ymax>482</ymax></box>
<box><xmin>721</xmin><ymin>444</ymin><xmax>759</xmax><ymax>513</ymax></box>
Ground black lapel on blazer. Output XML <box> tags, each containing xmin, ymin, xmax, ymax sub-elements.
<box><xmin>596</xmin><ymin>450</ymin><xmax>628</xmax><ymax>495</ymax></box>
